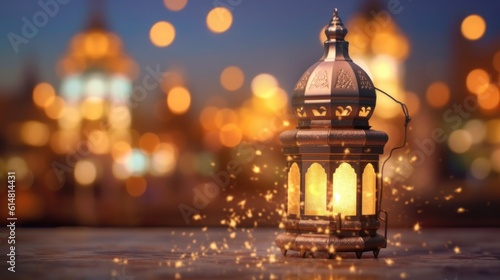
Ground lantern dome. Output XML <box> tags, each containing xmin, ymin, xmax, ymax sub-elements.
<box><xmin>292</xmin><ymin>9</ymin><xmax>376</xmax><ymax>128</ymax></box>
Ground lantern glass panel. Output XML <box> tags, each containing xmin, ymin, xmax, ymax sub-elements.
<box><xmin>287</xmin><ymin>163</ymin><xmax>301</xmax><ymax>215</ymax></box>
<box><xmin>332</xmin><ymin>163</ymin><xmax>357</xmax><ymax>217</ymax></box>
<box><xmin>362</xmin><ymin>163</ymin><xmax>376</xmax><ymax>215</ymax></box>
<box><xmin>305</xmin><ymin>163</ymin><xmax>327</xmax><ymax>216</ymax></box>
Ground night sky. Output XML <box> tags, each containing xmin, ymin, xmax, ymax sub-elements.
<box><xmin>1</xmin><ymin>0</ymin><xmax>499</xmax><ymax>109</ymax></box>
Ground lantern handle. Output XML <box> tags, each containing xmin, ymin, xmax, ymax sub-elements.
<box><xmin>374</xmin><ymin>87</ymin><xmax>411</xmax><ymax>218</ymax></box>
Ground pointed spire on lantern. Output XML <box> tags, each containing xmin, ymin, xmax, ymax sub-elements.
<box><xmin>325</xmin><ymin>8</ymin><xmax>348</xmax><ymax>41</ymax></box>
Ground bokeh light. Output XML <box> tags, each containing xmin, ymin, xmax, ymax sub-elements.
<box><xmin>220</xmin><ymin>66</ymin><xmax>244</xmax><ymax>91</ymax></box>
<box><xmin>464</xmin><ymin>119</ymin><xmax>486</xmax><ymax>144</ymax></box>
<box><xmin>20</xmin><ymin>121</ymin><xmax>50</xmax><ymax>147</ymax></box>
<box><xmin>461</xmin><ymin>14</ymin><xmax>486</xmax><ymax>41</ymax></box>
<box><xmin>219</xmin><ymin>123</ymin><xmax>242</xmax><ymax>147</ymax></box>
<box><xmin>150</xmin><ymin>21</ymin><xmax>176</xmax><ymax>47</ymax></box>
<box><xmin>425</xmin><ymin>81</ymin><xmax>450</xmax><ymax>108</ymax></box>
<box><xmin>33</xmin><ymin>82</ymin><xmax>55</xmax><ymax>108</ymax></box>
<box><xmin>125</xmin><ymin>176</ymin><xmax>147</xmax><ymax>197</ymax></box>
<box><xmin>150</xmin><ymin>143</ymin><xmax>177</xmax><ymax>176</ymax></box>
<box><xmin>206</xmin><ymin>7</ymin><xmax>233</xmax><ymax>33</ymax></box>
<box><xmin>199</xmin><ymin>106</ymin><xmax>219</xmax><ymax>131</ymax></box>
<box><xmin>163</xmin><ymin>0</ymin><xmax>187</xmax><ymax>11</ymax></box>
<box><xmin>139</xmin><ymin>133</ymin><xmax>160</xmax><ymax>154</ymax></box>
<box><xmin>167</xmin><ymin>86</ymin><xmax>191</xmax><ymax>114</ymax></box>
<box><xmin>470</xmin><ymin>157</ymin><xmax>491</xmax><ymax>180</ymax></box>
<box><xmin>477</xmin><ymin>84</ymin><xmax>500</xmax><ymax>111</ymax></box>
<box><xmin>122</xmin><ymin>148</ymin><xmax>148</xmax><ymax>176</ymax></box>
<box><xmin>466</xmin><ymin>68</ymin><xmax>490</xmax><ymax>93</ymax></box>
<box><xmin>58</xmin><ymin>106</ymin><xmax>81</xmax><ymax>129</ymax></box>
<box><xmin>74</xmin><ymin>160</ymin><xmax>97</xmax><ymax>186</ymax></box>
<box><xmin>111</xmin><ymin>141</ymin><xmax>132</xmax><ymax>161</ymax></box>
<box><xmin>486</xmin><ymin>119</ymin><xmax>500</xmax><ymax>144</ymax></box>
<box><xmin>80</xmin><ymin>98</ymin><xmax>105</xmax><ymax>120</ymax></box>
<box><xmin>84</xmin><ymin>31</ymin><xmax>109</xmax><ymax>59</ymax></box>
<box><xmin>406</xmin><ymin>92</ymin><xmax>421</xmax><ymax>116</ymax></box>
<box><xmin>251</xmin><ymin>73</ymin><xmax>279</xmax><ymax>99</ymax></box>
<box><xmin>319</xmin><ymin>25</ymin><xmax>327</xmax><ymax>44</ymax></box>
<box><xmin>44</xmin><ymin>96</ymin><xmax>66</xmax><ymax>119</ymax></box>
<box><xmin>448</xmin><ymin>130</ymin><xmax>472</xmax><ymax>154</ymax></box>
<box><xmin>490</xmin><ymin>149</ymin><xmax>500</xmax><ymax>172</ymax></box>
<box><xmin>88</xmin><ymin>130</ymin><xmax>110</xmax><ymax>154</ymax></box>
<box><xmin>215</xmin><ymin>108</ymin><xmax>238</xmax><ymax>128</ymax></box>
<box><xmin>6</xmin><ymin>157</ymin><xmax>28</xmax><ymax>179</ymax></box>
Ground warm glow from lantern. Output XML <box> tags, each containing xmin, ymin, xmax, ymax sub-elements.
<box><xmin>333</xmin><ymin>163</ymin><xmax>356</xmax><ymax>217</ymax></box>
<box><xmin>251</xmin><ymin>73</ymin><xmax>279</xmax><ymax>99</ymax></box>
<box><xmin>150</xmin><ymin>21</ymin><xmax>176</xmax><ymax>47</ymax></box>
<box><xmin>362</xmin><ymin>164</ymin><xmax>376</xmax><ymax>215</ymax></box>
<box><xmin>74</xmin><ymin>160</ymin><xmax>97</xmax><ymax>186</ymax></box>
<box><xmin>33</xmin><ymin>82</ymin><xmax>55</xmax><ymax>108</ymax></box>
<box><xmin>305</xmin><ymin>163</ymin><xmax>327</xmax><ymax>216</ymax></box>
<box><xmin>206</xmin><ymin>7</ymin><xmax>233</xmax><ymax>33</ymax></box>
<box><xmin>461</xmin><ymin>14</ymin><xmax>486</xmax><ymax>41</ymax></box>
<box><xmin>163</xmin><ymin>0</ymin><xmax>187</xmax><ymax>11</ymax></box>
<box><xmin>220</xmin><ymin>66</ymin><xmax>244</xmax><ymax>91</ymax></box>
<box><xmin>125</xmin><ymin>177</ymin><xmax>147</xmax><ymax>197</ymax></box>
<box><xmin>167</xmin><ymin>86</ymin><xmax>191</xmax><ymax>114</ymax></box>
<box><xmin>426</xmin><ymin>82</ymin><xmax>450</xmax><ymax>108</ymax></box>
<box><xmin>287</xmin><ymin>163</ymin><xmax>300</xmax><ymax>215</ymax></box>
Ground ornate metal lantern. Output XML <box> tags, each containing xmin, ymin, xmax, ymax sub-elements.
<box><xmin>275</xmin><ymin>9</ymin><xmax>388</xmax><ymax>259</ymax></box>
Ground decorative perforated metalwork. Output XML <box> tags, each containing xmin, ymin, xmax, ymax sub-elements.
<box><xmin>309</xmin><ymin>70</ymin><xmax>330</xmax><ymax>90</ymax></box>
<box><xmin>335</xmin><ymin>69</ymin><xmax>355</xmax><ymax>89</ymax></box>
<box><xmin>358</xmin><ymin>70</ymin><xmax>373</xmax><ymax>90</ymax></box>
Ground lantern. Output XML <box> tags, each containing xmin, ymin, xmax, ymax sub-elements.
<box><xmin>275</xmin><ymin>9</ymin><xmax>388</xmax><ymax>259</ymax></box>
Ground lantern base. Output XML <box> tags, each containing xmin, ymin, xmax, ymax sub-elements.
<box><xmin>275</xmin><ymin>232</ymin><xmax>386</xmax><ymax>259</ymax></box>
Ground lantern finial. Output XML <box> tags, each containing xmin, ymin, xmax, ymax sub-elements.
<box><xmin>325</xmin><ymin>8</ymin><xmax>347</xmax><ymax>41</ymax></box>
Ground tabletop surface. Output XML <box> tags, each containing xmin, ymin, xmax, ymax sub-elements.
<box><xmin>0</xmin><ymin>227</ymin><xmax>499</xmax><ymax>279</ymax></box>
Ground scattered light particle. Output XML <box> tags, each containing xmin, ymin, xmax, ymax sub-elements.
<box><xmin>349</xmin><ymin>264</ymin><xmax>356</xmax><ymax>272</ymax></box>
<box><xmin>175</xmin><ymin>261</ymin><xmax>183</xmax><ymax>268</ymax></box>
<box><xmin>455</xmin><ymin>187</ymin><xmax>462</xmax><ymax>193</ymax></box>
<box><xmin>252</xmin><ymin>165</ymin><xmax>261</xmax><ymax>173</ymax></box>
<box><xmin>385</xmin><ymin>258</ymin><xmax>394</xmax><ymax>266</ymax></box>
<box><xmin>400</xmin><ymin>272</ymin><xmax>407</xmax><ymax>279</ymax></box>
<box><xmin>413</xmin><ymin>222</ymin><xmax>421</xmax><ymax>232</ymax></box>
<box><xmin>454</xmin><ymin>246</ymin><xmax>461</xmax><ymax>254</ymax></box>
<box><xmin>226</xmin><ymin>195</ymin><xmax>234</xmax><ymax>202</ymax></box>
<box><xmin>209</xmin><ymin>242</ymin><xmax>218</xmax><ymax>250</ymax></box>
<box><xmin>457</xmin><ymin>207</ymin><xmax>468</xmax><ymax>213</ymax></box>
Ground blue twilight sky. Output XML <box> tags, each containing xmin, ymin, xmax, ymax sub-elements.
<box><xmin>0</xmin><ymin>0</ymin><xmax>499</xmax><ymax>108</ymax></box>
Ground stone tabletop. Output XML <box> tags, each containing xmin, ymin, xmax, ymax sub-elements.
<box><xmin>0</xmin><ymin>227</ymin><xmax>499</xmax><ymax>279</ymax></box>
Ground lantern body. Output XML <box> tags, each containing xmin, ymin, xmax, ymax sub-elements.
<box><xmin>275</xmin><ymin>9</ymin><xmax>388</xmax><ymax>259</ymax></box>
